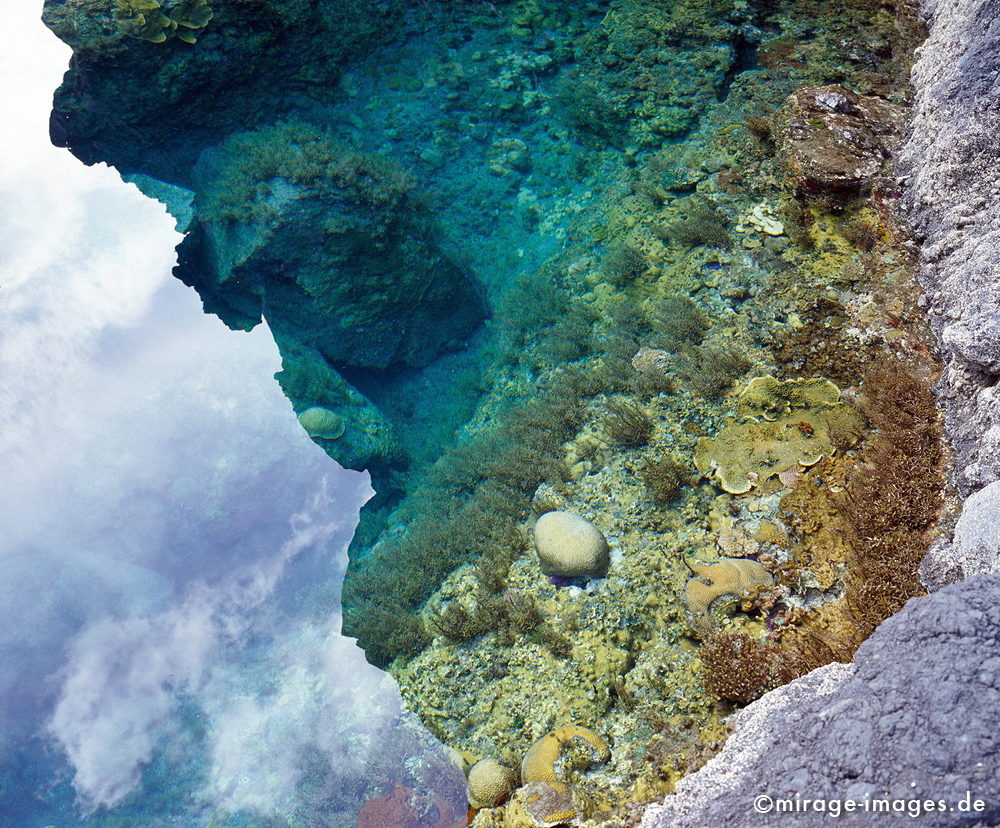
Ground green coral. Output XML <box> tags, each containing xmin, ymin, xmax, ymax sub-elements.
<box><xmin>695</xmin><ymin>376</ymin><xmax>863</xmax><ymax>494</ymax></box>
<box><xmin>114</xmin><ymin>0</ymin><xmax>213</xmax><ymax>44</ymax></box>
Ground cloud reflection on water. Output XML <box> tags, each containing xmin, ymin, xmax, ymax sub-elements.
<box><xmin>0</xmin><ymin>6</ymin><xmax>464</xmax><ymax>825</ymax></box>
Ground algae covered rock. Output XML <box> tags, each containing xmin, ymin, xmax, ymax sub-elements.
<box><xmin>532</xmin><ymin>511</ymin><xmax>610</xmax><ymax>579</ymax></box>
<box><xmin>695</xmin><ymin>376</ymin><xmax>863</xmax><ymax>494</ymax></box>
<box><xmin>185</xmin><ymin>121</ymin><xmax>486</xmax><ymax>371</ymax></box>
<box><xmin>778</xmin><ymin>85</ymin><xmax>904</xmax><ymax>199</ymax></box>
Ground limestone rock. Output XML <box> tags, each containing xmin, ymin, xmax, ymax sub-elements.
<box><xmin>532</xmin><ymin>511</ymin><xmax>610</xmax><ymax>579</ymax></box>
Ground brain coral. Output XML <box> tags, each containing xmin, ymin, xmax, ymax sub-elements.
<box><xmin>685</xmin><ymin>557</ymin><xmax>774</xmax><ymax>637</ymax></box>
<box><xmin>532</xmin><ymin>511</ymin><xmax>610</xmax><ymax>579</ymax></box>
<box><xmin>520</xmin><ymin>725</ymin><xmax>610</xmax><ymax>793</ymax></box>
<box><xmin>296</xmin><ymin>406</ymin><xmax>346</xmax><ymax>440</ymax></box>
<box><xmin>695</xmin><ymin>375</ymin><xmax>862</xmax><ymax>494</ymax></box>
<box><xmin>466</xmin><ymin>758</ymin><xmax>516</xmax><ymax>809</ymax></box>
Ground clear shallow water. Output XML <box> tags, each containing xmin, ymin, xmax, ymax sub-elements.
<box><xmin>0</xmin><ymin>10</ymin><xmax>465</xmax><ymax>824</ymax></box>
<box><xmin>3</xmin><ymin>0</ymin><xmax>934</xmax><ymax>822</ymax></box>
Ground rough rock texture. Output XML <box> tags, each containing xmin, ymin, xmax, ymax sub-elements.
<box><xmin>643</xmin><ymin>0</ymin><xmax>1000</xmax><ymax>824</ymax></box>
<box><xmin>779</xmin><ymin>84</ymin><xmax>904</xmax><ymax>198</ymax></box>
<box><xmin>644</xmin><ymin>575</ymin><xmax>1000</xmax><ymax>827</ymax></box>
<box><xmin>898</xmin><ymin>0</ymin><xmax>1000</xmax><ymax>496</ymax></box>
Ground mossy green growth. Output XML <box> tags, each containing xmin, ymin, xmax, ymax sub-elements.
<box><xmin>198</xmin><ymin>121</ymin><xmax>416</xmax><ymax>225</ymax></box>
<box><xmin>114</xmin><ymin>0</ymin><xmax>213</xmax><ymax>44</ymax></box>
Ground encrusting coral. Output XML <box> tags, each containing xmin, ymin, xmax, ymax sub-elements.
<box><xmin>114</xmin><ymin>0</ymin><xmax>213</xmax><ymax>44</ymax></box>
<box><xmin>685</xmin><ymin>557</ymin><xmax>773</xmax><ymax>637</ymax></box>
<box><xmin>694</xmin><ymin>375</ymin><xmax>863</xmax><ymax>494</ymax></box>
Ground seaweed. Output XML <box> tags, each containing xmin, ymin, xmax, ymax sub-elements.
<box><xmin>677</xmin><ymin>344</ymin><xmax>753</xmax><ymax>399</ymax></box>
<box><xmin>655</xmin><ymin>198</ymin><xmax>731</xmax><ymax>249</ymax></box>
<box><xmin>641</xmin><ymin>455</ymin><xmax>688</xmax><ymax>502</ymax></box>
<box><xmin>699</xmin><ymin>631</ymin><xmax>777</xmax><ymax>705</ymax></box>
<box><xmin>603</xmin><ymin>400</ymin><xmax>653</xmax><ymax>446</ymax></box>
<box><xmin>601</xmin><ymin>243</ymin><xmax>648</xmax><ymax>287</ymax></box>
<box><xmin>647</xmin><ymin>295</ymin><xmax>707</xmax><ymax>351</ymax></box>
<box><xmin>743</xmin><ymin>113</ymin><xmax>774</xmax><ymax>149</ymax></box>
<box><xmin>836</xmin><ymin>367</ymin><xmax>942</xmax><ymax>639</ymax></box>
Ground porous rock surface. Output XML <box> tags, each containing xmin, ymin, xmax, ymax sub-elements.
<box><xmin>643</xmin><ymin>0</ymin><xmax>1000</xmax><ymax>824</ymax></box>
<box><xmin>643</xmin><ymin>576</ymin><xmax>1000</xmax><ymax>827</ymax></box>
<box><xmin>899</xmin><ymin>0</ymin><xmax>1000</xmax><ymax>497</ymax></box>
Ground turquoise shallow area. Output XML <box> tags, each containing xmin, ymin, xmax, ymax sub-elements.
<box><xmin>17</xmin><ymin>0</ymin><xmax>929</xmax><ymax>821</ymax></box>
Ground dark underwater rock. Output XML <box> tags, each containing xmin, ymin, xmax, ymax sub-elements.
<box><xmin>778</xmin><ymin>84</ymin><xmax>903</xmax><ymax>198</ymax></box>
<box><xmin>44</xmin><ymin>0</ymin><xmax>397</xmax><ymax>178</ymax></box>
<box><xmin>181</xmin><ymin>122</ymin><xmax>486</xmax><ymax>372</ymax></box>
<box><xmin>644</xmin><ymin>574</ymin><xmax>1000</xmax><ymax>827</ymax></box>
<box><xmin>42</xmin><ymin>2</ymin><xmax>489</xmax><ymax>483</ymax></box>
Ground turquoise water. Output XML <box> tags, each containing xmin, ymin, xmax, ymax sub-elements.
<box><xmin>2</xmin><ymin>0</ymin><xmax>929</xmax><ymax>823</ymax></box>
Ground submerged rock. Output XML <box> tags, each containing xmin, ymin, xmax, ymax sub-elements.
<box><xmin>183</xmin><ymin>122</ymin><xmax>486</xmax><ymax>372</ymax></box>
<box><xmin>778</xmin><ymin>84</ymin><xmax>904</xmax><ymax>198</ymax></box>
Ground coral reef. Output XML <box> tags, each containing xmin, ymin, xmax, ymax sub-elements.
<box><xmin>39</xmin><ymin>0</ymin><xmax>949</xmax><ymax>823</ymax></box>
<box><xmin>467</xmin><ymin>759</ymin><xmax>517</xmax><ymax>810</ymax></box>
<box><xmin>532</xmin><ymin>511</ymin><xmax>611</xmax><ymax>579</ymax></box>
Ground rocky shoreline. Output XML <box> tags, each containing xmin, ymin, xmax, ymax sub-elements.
<box><xmin>642</xmin><ymin>0</ymin><xmax>1000</xmax><ymax>824</ymax></box>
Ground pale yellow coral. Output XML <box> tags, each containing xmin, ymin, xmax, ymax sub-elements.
<box><xmin>467</xmin><ymin>758</ymin><xmax>516</xmax><ymax>809</ymax></box>
<box><xmin>297</xmin><ymin>406</ymin><xmax>346</xmax><ymax>440</ymax></box>
<box><xmin>684</xmin><ymin>557</ymin><xmax>773</xmax><ymax>634</ymax></box>
<box><xmin>737</xmin><ymin>375</ymin><xmax>842</xmax><ymax>421</ymax></box>
<box><xmin>520</xmin><ymin>725</ymin><xmax>610</xmax><ymax>794</ymax></box>
<box><xmin>695</xmin><ymin>376</ymin><xmax>863</xmax><ymax>494</ymax></box>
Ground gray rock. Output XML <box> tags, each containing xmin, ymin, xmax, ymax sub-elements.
<box><xmin>929</xmin><ymin>481</ymin><xmax>1000</xmax><ymax>583</ymax></box>
<box><xmin>898</xmin><ymin>0</ymin><xmax>1000</xmax><ymax>496</ymax></box>
<box><xmin>643</xmin><ymin>576</ymin><xmax>1000</xmax><ymax>827</ymax></box>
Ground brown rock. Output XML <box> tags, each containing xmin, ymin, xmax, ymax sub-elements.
<box><xmin>778</xmin><ymin>85</ymin><xmax>903</xmax><ymax>198</ymax></box>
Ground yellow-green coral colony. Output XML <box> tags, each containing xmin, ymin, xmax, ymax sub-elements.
<box><xmin>296</xmin><ymin>406</ymin><xmax>345</xmax><ymax>440</ymax></box>
<box><xmin>695</xmin><ymin>376</ymin><xmax>863</xmax><ymax>494</ymax></box>
<box><xmin>114</xmin><ymin>0</ymin><xmax>212</xmax><ymax>43</ymax></box>
<box><xmin>684</xmin><ymin>557</ymin><xmax>774</xmax><ymax>637</ymax></box>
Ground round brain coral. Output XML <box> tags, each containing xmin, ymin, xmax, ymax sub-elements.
<box><xmin>466</xmin><ymin>758</ymin><xmax>516</xmax><ymax>809</ymax></box>
<box><xmin>532</xmin><ymin>511</ymin><xmax>610</xmax><ymax>579</ymax></box>
<box><xmin>296</xmin><ymin>406</ymin><xmax>346</xmax><ymax>440</ymax></box>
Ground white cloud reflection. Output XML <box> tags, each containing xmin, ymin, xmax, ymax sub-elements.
<box><xmin>0</xmin><ymin>4</ymin><xmax>463</xmax><ymax>824</ymax></box>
